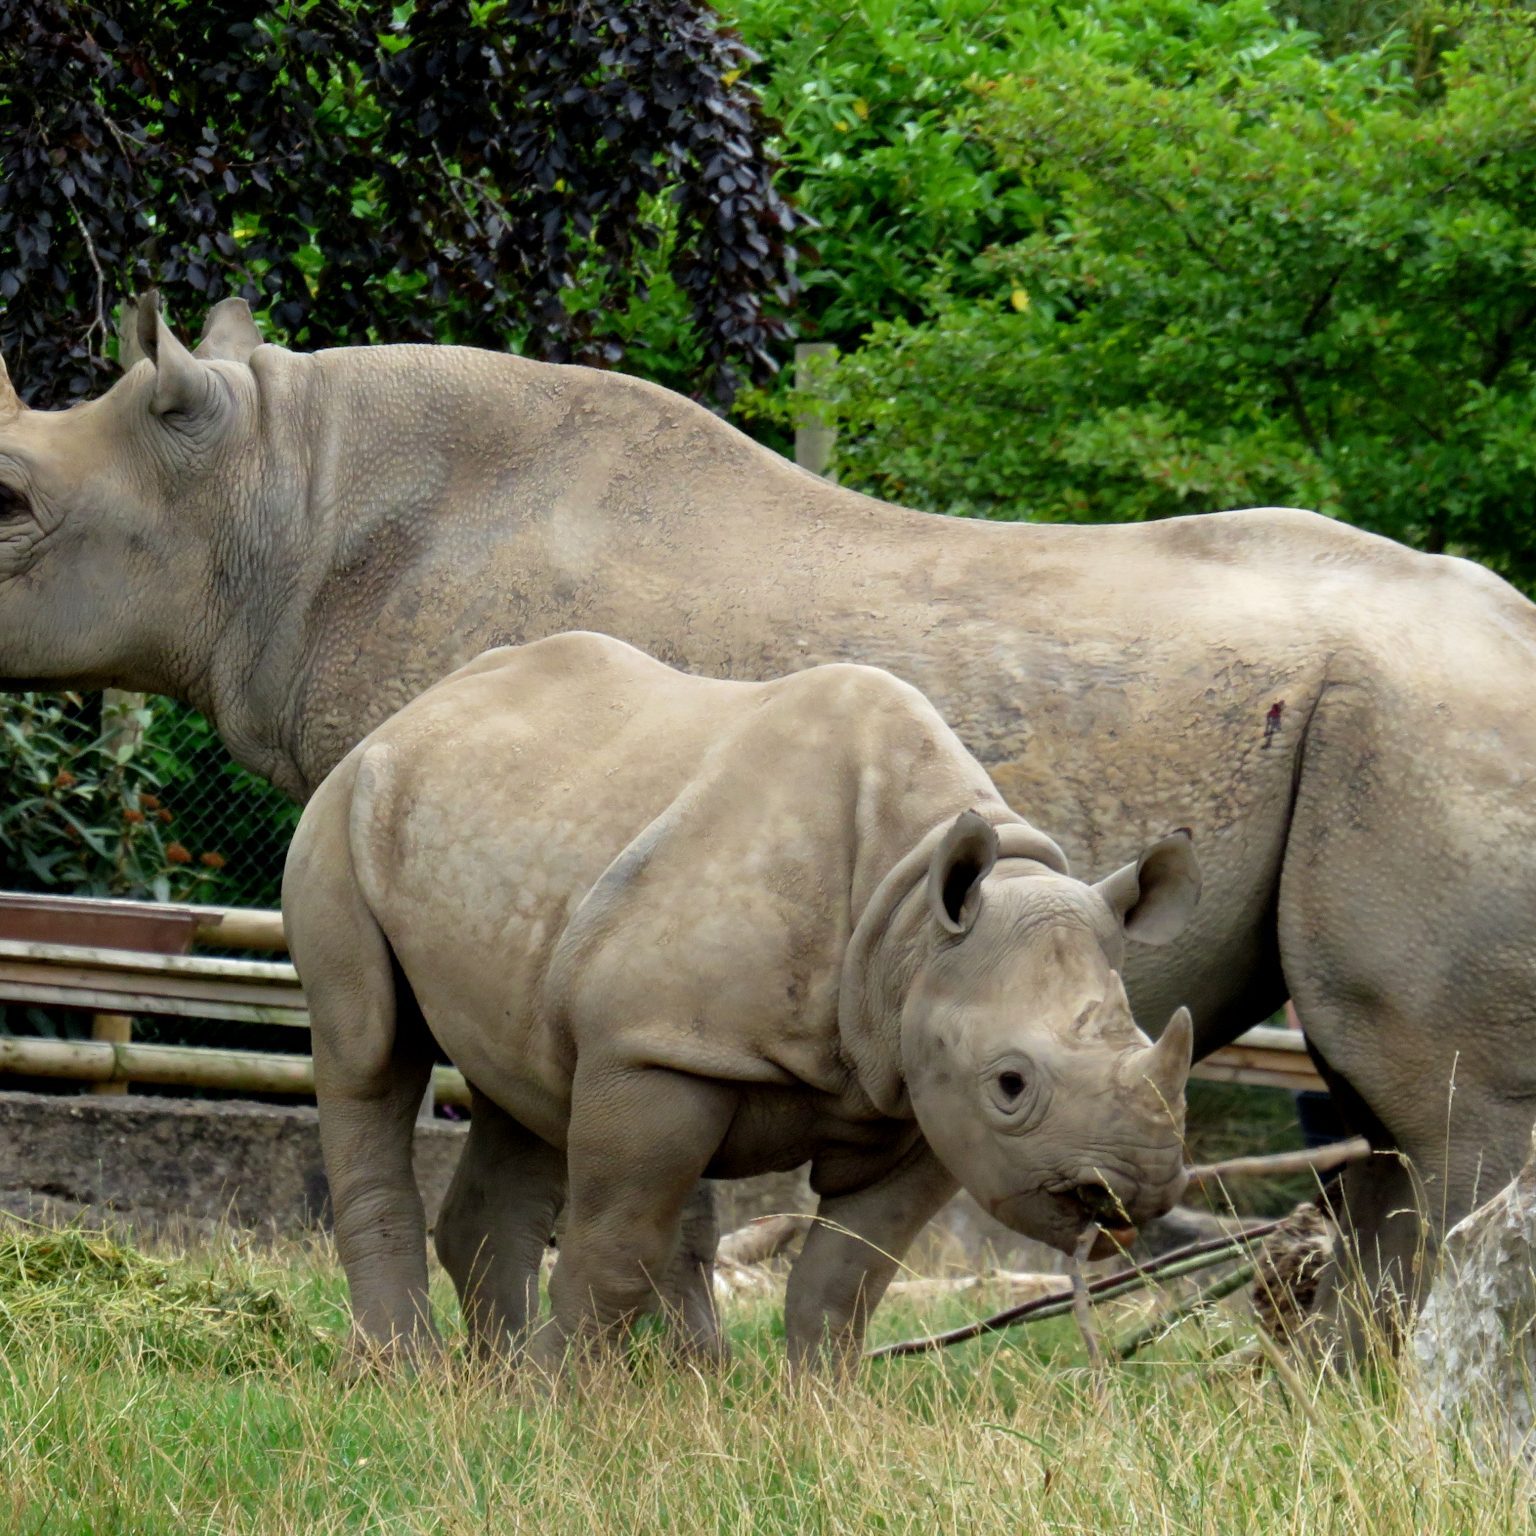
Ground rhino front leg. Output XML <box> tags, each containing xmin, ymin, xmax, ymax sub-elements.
<box><xmin>435</xmin><ymin>1087</ymin><xmax>565</xmax><ymax>1359</ymax></box>
<box><xmin>543</xmin><ymin>1060</ymin><xmax>736</xmax><ymax>1366</ymax></box>
<box><xmin>785</xmin><ymin>1143</ymin><xmax>958</xmax><ymax>1374</ymax></box>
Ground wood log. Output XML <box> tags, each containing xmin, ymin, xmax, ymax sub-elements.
<box><xmin>0</xmin><ymin>892</ymin><xmax>288</xmax><ymax>954</ymax></box>
<box><xmin>1185</xmin><ymin>1137</ymin><xmax>1371</xmax><ymax>1188</ymax></box>
<box><xmin>0</xmin><ymin>1034</ymin><xmax>471</xmax><ymax>1106</ymax></box>
<box><xmin>715</xmin><ymin>1212</ymin><xmax>811</xmax><ymax>1267</ymax></box>
<box><xmin>0</xmin><ymin>937</ymin><xmax>308</xmax><ymax>1027</ymax></box>
<box><xmin>192</xmin><ymin>905</ymin><xmax>287</xmax><ymax>952</ymax></box>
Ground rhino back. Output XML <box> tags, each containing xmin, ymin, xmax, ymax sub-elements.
<box><xmin>265</xmin><ymin>343</ymin><xmax>1526</xmax><ymax>1047</ymax></box>
<box><xmin>543</xmin><ymin>659</ymin><xmax>1012</xmax><ymax>1086</ymax></box>
<box><xmin>333</xmin><ymin>637</ymin><xmax>1010</xmax><ymax>1128</ymax></box>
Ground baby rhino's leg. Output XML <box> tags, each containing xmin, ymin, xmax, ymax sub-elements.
<box><xmin>544</xmin><ymin>1059</ymin><xmax>736</xmax><ymax>1367</ymax></box>
<box><xmin>284</xmin><ymin>815</ymin><xmax>436</xmax><ymax>1364</ymax></box>
<box><xmin>435</xmin><ymin>1087</ymin><xmax>565</xmax><ymax>1359</ymax></box>
<box><xmin>785</xmin><ymin>1144</ymin><xmax>958</xmax><ymax>1374</ymax></box>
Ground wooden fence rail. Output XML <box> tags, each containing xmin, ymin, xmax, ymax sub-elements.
<box><xmin>0</xmin><ymin>893</ymin><xmax>1325</xmax><ymax>1099</ymax></box>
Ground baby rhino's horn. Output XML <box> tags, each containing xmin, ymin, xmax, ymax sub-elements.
<box><xmin>1140</xmin><ymin>1006</ymin><xmax>1194</xmax><ymax>1102</ymax></box>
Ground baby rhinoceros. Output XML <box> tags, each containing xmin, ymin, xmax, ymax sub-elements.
<box><xmin>283</xmin><ymin>632</ymin><xmax>1201</xmax><ymax>1371</ymax></box>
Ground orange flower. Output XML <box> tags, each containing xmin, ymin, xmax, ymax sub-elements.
<box><xmin>123</xmin><ymin>808</ymin><xmax>145</xmax><ymax>824</ymax></box>
<box><xmin>53</xmin><ymin>770</ymin><xmax>76</xmax><ymax>789</ymax></box>
<box><xmin>140</xmin><ymin>793</ymin><xmax>161</xmax><ymax>810</ymax></box>
<box><xmin>165</xmin><ymin>842</ymin><xmax>192</xmax><ymax>864</ymax></box>
<box><xmin>156</xmin><ymin>809</ymin><xmax>173</xmax><ymax>825</ymax></box>
<box><xmin>199</xmin><ymin>851</ymin><xmax>226</xmax><ymax>870</ymax></box>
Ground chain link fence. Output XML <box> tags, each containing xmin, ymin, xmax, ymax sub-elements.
<box><xmin>0</xmin><ymin>690</ymin><xmax>296</xmax><ymax>912</ymax></box>
<box><xmin>131</xmin><ymin>696</ymin><xmax>298</xmax><ymax>910</ymax></box>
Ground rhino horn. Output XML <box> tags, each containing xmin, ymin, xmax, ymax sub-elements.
<box><xmin>1137</xmin><ymin>1006</ymin><xmax>1193</xmax><ymax>1105</ymax></box>
<box><xmin>194</xmin><ymin>296</ymin><xmax>263</xmax><ymax>364</ymax></box>
<box><xmin>135</xmin><ymin>290</ymin><xmax>212</xmax><ymax>416</ymax></box>
<box><xmin>0</xmin><ymin>348</ymin><xmax>20</xmax><ymax>420</ymax></box>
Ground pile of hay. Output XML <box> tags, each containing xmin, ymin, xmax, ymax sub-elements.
<box><xmin>0</xmin><ymin>1222</ymin><xmax>328</xmax><ymax>1372</ymax></box>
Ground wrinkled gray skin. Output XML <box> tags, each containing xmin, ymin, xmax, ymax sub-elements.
<box><xmin>283</xmin><ymin>633</ymin><xmax>1198</xmax><ymax>1366</ymax></box>
<box><xmin>4</xmin><ymin>294</ymin><xmax>1536</xmax><ymax>1345</ymax></box>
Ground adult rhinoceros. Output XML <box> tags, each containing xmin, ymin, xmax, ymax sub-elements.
<box><xmin>0</xmin><ymin>294</ymin><xmax>1530</xmax><ymax>1339</ymax></box>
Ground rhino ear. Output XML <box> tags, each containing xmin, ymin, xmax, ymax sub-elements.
<box><xmin>927</xmin><ymin>811</ymin><xmax>999</xmax><ymax>936</ymax></box>
<box><xmin>136</xmin><ymin>290</ymin><xmax>219</xmax><ymax>418</ymax></box>
<box><xmin>194</xmin><ymin>297</ymin><xmax>264</xmax><ymax>364</ymax></box>
<box><xmin>1095</xmin><ymin>829</ymin><xmax>1201</xmax><ymax>946</ymax></box>
<box><xmin>0</xmin><ymin>348</ymin><xmax>20</xmax><ymax>420</ymax></box>
<box><xmin>117</xmin><ymin>295</ymin><xmax>147</xmax><ymax>370</ymax></box>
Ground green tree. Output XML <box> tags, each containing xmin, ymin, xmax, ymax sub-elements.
<box><xmin>816</xmin><ymin>7</ymin><xmax>1536</xmax><ymax>583</ymax></box>
<box><xmin>724</xmin><ymin>0</ymin><xmax>1330</xmax><ymax>343</ymax></box>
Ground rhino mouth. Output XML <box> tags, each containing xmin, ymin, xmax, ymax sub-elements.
<box><xmin>1065</xmin><ymin>1182</ymin><xmax>1139</xmax><ymax>1258</ymax></box>
<box><xmin>1081</xmin><ymin>1222</ymin><xmax>1138</xmax><ymax>1261</ymax></box>
<box><xmin>988</xmin><ymin>1184</ymin><xmax>1140</xmax><ymax>1257</ymax></box>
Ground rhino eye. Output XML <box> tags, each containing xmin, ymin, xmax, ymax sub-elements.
<box><xmin>997</xmin><ymin>1071</ymin><xmax>1026</xmax><ymax>1103</ymax></box>
<box><xmin>0</xmin><ymin>485</ymin><xmax>29</xmax><ymax>522</ymax></box>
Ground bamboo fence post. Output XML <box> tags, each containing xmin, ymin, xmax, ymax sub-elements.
<box><xmin>88</xmin><ymin>1011</ymin><xmax>133</xmax><ymax>1094</ymax></box>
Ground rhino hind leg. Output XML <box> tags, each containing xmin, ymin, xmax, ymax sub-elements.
<box><xmin>785</xmin><ymin>1142</ymin><xmax>958</xmax><ymax>1373</ymax></box>
<box><xmin>1277</xmin><ymin>676</ymin><xmax>1536</xmax><ymax>1351</ymax></box>
<box><xmin>1308</xmin><ymin>1152</ymin><xmax>1433</xmax><ymax>1359</ymax></box>
<box><xmin>434</xmin><ymin>1087</ymin><xmax>565</xmax><ymax>1360</ymax></box>
<box><xmin>284</xmin><ymin>787</ymin><xmax>438</xmax><ymax>1364</ymax></box>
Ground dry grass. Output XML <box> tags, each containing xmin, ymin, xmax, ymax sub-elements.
<box><xmin>1</xmin><ymin>1222</ymin><xmax>1531</xmax><ymax>1535</ymax></box>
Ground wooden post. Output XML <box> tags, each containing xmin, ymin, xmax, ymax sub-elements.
<box><xmin>793</xmin><ymin>341</ymin><xmax>837</xmax><ymax>479</ymax></box>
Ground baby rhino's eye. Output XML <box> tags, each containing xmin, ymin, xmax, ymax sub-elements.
<box><xmin>997</xmin><ymin>1070</ymin><xmax>1026</xmax><ymax>1103</ymax></box>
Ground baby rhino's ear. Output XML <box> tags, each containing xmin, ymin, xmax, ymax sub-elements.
<box><xmin>926</xmin><ymin>811</ymin><xmax>1000</xmax><ymax>936</ymax></box>
<box><xmin>1094</xmin><ymin>829</ymin><xmax>1201</xmax><ymax>946</ymax></box>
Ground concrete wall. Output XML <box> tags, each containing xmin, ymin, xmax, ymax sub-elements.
<box><xmin>0</xmin><ymin>1090</ymin><xmax>464</xmax><ymax>1240</ymax></box>
<box><xmin>0</xmin><ymin>1089</ymin><xmax>1212</xmax><ymax>1270</ymax></box>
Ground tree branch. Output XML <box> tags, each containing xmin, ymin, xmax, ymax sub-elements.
<box><xmin>1279</xmin><ymin>364</ymin><xmax>1323</xmax><ymax>456</ymax></box>
<box><xmin>1480</xmin><ymin>298</ymin><xmax>1536</xmax><ymax>389</ymax></box>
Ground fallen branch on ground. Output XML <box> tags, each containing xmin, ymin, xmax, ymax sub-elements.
<box><xmin>1185</xmin><ymin>1137</ymin><xmax>1371</xmax><ymax>1190</ymax></box>
<box><xmin>867</xmin><ymin>1216</ymin><xmax>1288</xmax><ymax>1359</ymax></box>
<box><xmin>1113</xmin><ymin>1261</ymin><xmax>1258</xmax><ymax>1360</ymax></box>
<box><xmin>715</xmin><ymin>1213</ymin><xmax>811</xmax><ymax>1268</ymax></box>
<box><xmin>886</xmin><ymin>1271</ymin><xmax>1069</xmax><ymax>1303</ymax></box>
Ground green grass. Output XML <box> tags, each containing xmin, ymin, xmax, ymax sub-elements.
<box><xmin>1</xmin><ymin>1223</ymin><xmax>1530</xmax><ymax>1535</ymax></box>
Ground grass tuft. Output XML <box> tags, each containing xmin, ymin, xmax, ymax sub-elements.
<box><xmin>0</xmin><ymin>1222</ymin><xmax>332</xmax><ymax>1375</ymax></box>
<box><xmin>1</xmin><ymin>1219</ymin><xmax>1533</xmax><ymax>1534</ymax></box>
